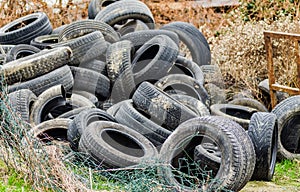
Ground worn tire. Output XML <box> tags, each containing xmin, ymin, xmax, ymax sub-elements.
<box><xmin>50</xmin><ymin>31</ymin><xmax>107</xmax><ymax>66</ymax></box>
<box><xmin>229</xmin><ymin>97</ymin><xmax>268</xmax><ymax>112</ymax></box>
<box><xmin>204</xmin><ymin>83</ymin><xmax>226</xmax><ymax>106</ymax></box>
<box><xmin>118</xmin><ymin>20</ymin><xmax>149</xmax><ymax>36</ymax></box>
<box><xmin>168</xmin><ymin>55</ymin><xmax>204</xmax><ymax>85</ymax></box>
<box><xmin>120</xmin><ymin>29</ymin><xmax>179</xmax><ymax>51</ymax></box>
<box><xmin>94</xmin><ymin>0</ymin><xmax>155</xmax><ymax>29</ymax></box>
<box><xmin>8</xmin><ymin>65</ymin><xmax>74</xmax><ymax>96</ymax></box>
<box><xmin>88</xmin><ymin>0</ymin><xmax>119</xmax><ymax>19</ymax></box>
<box><xmin>5</xmin><ymin>44</ymin><xmax>41</xmax><ymax>62</ymax></box>
<box><xmin>1</xmin><ymin>47</ymin><xmax>72</xmax><ymax>85</ymax></box>
<box><xmin>271</xmin><ymin>95</ymin><xmax>300</xmax><ymax>160</ymax></box>
<box><xmin>70</xmin><ymin>66</ymin><xmax>110</xmax><ymax>101</ymax></box>
<box><xmin>68</xmin><ymin>108</ymin><xmax>115</xmax><ymax>150</ymax></box>
<box><xmin>155</xmin><ymin>74</ymin><xmax>210</xmax><ymax>107</ymax></box>
<box><xmin>0</xmin><ymin>12</ymin><xmax>52</xmax><ymax>45</ymax></box>
<box><xmin>79</xmin><ymin>59</ymin><xmax>107</xmax><ymax>76</ymax></box>
<box><xmin>248</xmin><ymin>112</ymin><xmax>278</xmax><ymax>181</ymax></box>
<box><xmin>8</xmin><ymin>89</ymin><xmax>37</xmax><ymax>123</ymax></box>
<box><xmin>161</xmin><ymin>21</ymin><xmax>211</xmax><ymax>66</ymax></box>
<box><xmin>132</xmin><ymin>35</ymin><xmax>179</xmax><ymax>84</ymax></box>
<box><xmin>200</xmin><ymin>64</ymin><xmax>224</xmax><ymax>88</ymax></box>
<box><xmin>210</xmin><ymin>104</ymin><xmax>258</xmax><ymax>130</ymax></box>
<box><xmin>30</xmin><ymin>34</ymin><xmax>59</xmax><ymax>49</ymax></box>
<box><xmin>114</xmin><ymin>100</ymin><xmax>171</xmax><ymax>147</ymax></box>
<box><xmin>159</xmin><ymin>116</ymin><xmax>250</xmax><ymax>191</ymax></box>
<box><xmin>170</xmin><ymin>94</ymin><xmax>210</xmax><ymax>116</ymax></box>
<box><xmin>58</xmin><ymin>19</ymin><xmax>120</xmax><ymax>43</ymax></box>
<box><xmin>78</xmin><ymin>121</ymin><xmax>158</xmax><ymax>168</ymax></box>
<box><xmin>132</xmin><ymin>82</ymin><xmax>197</xmax><ymax>130</ymax></box>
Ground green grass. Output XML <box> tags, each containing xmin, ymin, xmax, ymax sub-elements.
<box><xmin>274</xmin><ymin>159</ymin><xmax>300</xmax><ymax>187</ymax></box>
<box><xmin>0</xmin><ymin>161</ymin><xmax>34</xmax><ymax>192</ymax></box>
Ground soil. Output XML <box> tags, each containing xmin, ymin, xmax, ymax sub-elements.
<box><xmin>241</xmin><ymin>181</ymin><xmax>300</xmax><ymax>192</ymax></box>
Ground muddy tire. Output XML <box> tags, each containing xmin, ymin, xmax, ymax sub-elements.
<box><xmin>132</xmin><ymin>82</ymin><xmax>197</xmax><ymax>130</ymax></box>
<box><xmin>8</xmin><ymin>65</ymin><xmax>74</xmax><ymax>96</ymax></box>
<box><xmin>8</xmin><ymin>89</ymin><xmax>37</xmax><ymax>123</ymax></box>
<box><xmin>1</xmin><ymin>47</ymin><xmax>72</xmax><ymax>85</ymax></box>
<box><xmin>229</xmin><ymin>98</ymin><xmax>268</xmax><ymax>112</ymax></box>
<box><xmin>78</xmin><ymin>121</ymin><xmax>158</xmax><ymax>168</ymax></box>
<box><xmin>5</xmin><ymin>44</ymin><xmax>41</xmax><ymax>62</ymax></box>
<box><xmin>30</xmin><ymin>34</ymin><xmax>59</xmax><ymax>49</ymax></box>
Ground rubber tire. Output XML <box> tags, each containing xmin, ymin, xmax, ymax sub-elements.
<box><xmin>132</xmin><ymin>82</ymin><xmax>197</xmax><ymax>131</ymax></box>
<box><xmin>30</xmin><ymin>34</ymin><xmax>59</xmax><ymax>49</ymax></box>
<box><xmin>170</xmin><ymin>94</ymin><xmax>210</xmax><ymax>117</ymax></box>
<box><xmin>168</xmin><ymin>55</ymin><xmax>204</xmax><ymax>85</ymax></box>
<box><xmin>120</xmin><ymin>29</ymin><xmax>180</xmax><ymax>51</ymax></box>
<box><xmin>29</xmin><ymin>85</ymin><xmax>95</xmax><ymax>126</ymax></box>
<box><xmin>114</xmin><ymin>100</ymin><xmax>171</xmax><ymax>147</ymax></box>
<box><xmin>0</xmin><ymin>12</ymin><xmax>52</xmax><ymax>45</ymax></box>
<box><xmin>26</xmin><ymin>118</ymin><xmax>71</xmax><ymax>144</ymax></box>
<box><xmin>79</xmin><ymin>59</ymin><xmax>108</xmax><ymax>76</ymax></box>
<box><xmin>194</xmin><ymin>145</ymin><xmax>221</xmax><ymax>175</ymax></box>
<box><xmin>210</xmin><ymin>104</ymin><xmax>258</xmax><ymax>130</ymax></box>
<box><xmin>67</xmin><ymin>108</ymin><xmax>115</xmax><ymax>150</ymax></box>
<box><xmin>88</xmin><ymin>0</ymin><xmax>119</xmax><ymax>19</ymax></box>
<box><xmin>57</xmin><ymin>106</ymin><xmax>94</xmax><ymax>119</ymax></box>
<box><xmin>8</xmin><ymin>89</ymin><xmax>37</xmax><ymax>123</ymax></box>
<box><xmin>71</xmin><ymin>90</ymin><xmax>99</xmax><ymax>106</ymax></box>
<box><xmin>106</xmin><ymin>40</ymin><xmax>136</xmax><ymax>103</ymax></box>
<box><xmin>8</xmin><ymin>65</ymin><xmax>74</xmax><ymax>96</ymax></box>
<box><xmin>49</xmin><ymin>31</ymin><xmax>107</xmax><ymax>66</ymax></box>
<box><xmin>204</xmin><ymin>83</ymin><xmax>226</xmax><ymax>106</ymax></box>
<box><xmin>94</xmin><ymin>0</ymin><xmax>155</xmax><ymax>29</ymax></box>
<box><xmin>58</xmin><ymin>19</ymin><xmax>120</xmax><ymax>43</ymax></box>
<box><xmin>271</xmin><ymin>95</ymin><xmax>300</xmax><ymax>160</ymax></box>
<box><xmin>248</xmin><ymin>112</ymin><xmax>278</xmax><ymax>181</ymax></box>
<box><xmin>5</xmin><ymin>44</ymin><xmax>41</xmax><ymax>62</ymax></box>
<box><xmin>70</xmin><ymin>66</ymin><xmax>110</xmax><ymax>101</ymax></box>
<box><xmin>155</xmin><ymin>74</ymin><xmax>210</xmax><ymax>107</ymax></box>
<box><xmin>1</xmin><ymin>47</ymin><xmax>72</xmax><ymax>85</ymax></box>
<box><xmin>159</xmin><ymin>116</ymin><xmax>250</xmax><ymax>191</ymax></box>
<box><xmin>229</xmin><ymin>98</ymin><xmax>268</xmax><ymax>112</ymax></box>
<box><xmin>117</xmin><ymin>19</ymin><xmax>149</xmax><ymax>36</ymax></box>
<box><xmin>78</xmin><ymin>121</ymin><xmax>158</xmax><ymax>168</ymax></box>
<box><xmin>160</xmin><ymin>21</ymin><xmax>211</xmax><ymax>66</ymax></box>
<box><xmin>131</xmin><ymin>35</ymin><xmax>179</xmax><ymax>84</ymax></box>
<box><xmin>200</xmin><ymin>64</ymin><xmax>224</xmax><ymax>88</ymax></box>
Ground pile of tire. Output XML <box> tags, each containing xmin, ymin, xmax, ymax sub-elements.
<box><xmin>1</xmin><ymin>0</ymin><xmax>300</xmax><ymax>191</ymax></box>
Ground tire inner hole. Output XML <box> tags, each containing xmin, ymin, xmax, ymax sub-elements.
<box><xmin>132</xmin><ymin>44</ymin><xmax>159</xmax><ymax>74</ymax></box>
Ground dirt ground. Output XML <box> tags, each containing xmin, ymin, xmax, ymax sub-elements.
<box><xmin>241</xmin><ymin>181</ymin><xmax>300</xmax><ymax>192</ymax></box>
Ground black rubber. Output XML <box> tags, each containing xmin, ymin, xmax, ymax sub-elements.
<box><xmin>49</xmin><ymin>31</ymin><xmax>107</xmax><ymax>66</ymax></box>
<box><xmin>30</xmin><ymin>34</ymin><xmax>59</xmax><ymax>49</ymax></box>
<box><xmin>106</xmin><ymin>40</ymin><xmax>136</xmax><ymax>103</ymax></box>
<box><xmin>29</xmin><ymin>85</ymin><xmax>95</xmax><ymax>126</ymax></box>
<box><xmin>271</xmin><ymin>95</ymin><xmax>300</xmax><ymax>160</ymax></box>
<box><xmin>158</xmin><ymin>116</ymin><xmax>251</xmax><ymax>191</ymax></box>
<box><xmin>131</xmin><ymin>34</ymin><xmax>179</xmax><ymax>84</ymax></box>
<box><xmin>120</xmin><ymin>29</ymin><xmax>180</xmax><ymax>51</ymax></box>
<box><xmin>229</xmin><ymin>98</ymin><xmax>268</xmax><ymax>112</ymax></box>
<box><xmin>78</xmin><ymin>59</ymin><xmax>108</xmax><ymax>76</ymax></box>
<box><xmin>70</xmin><ymin>66</ymin><xmax>110</xmax><ymax>101</ymax></box>
<box><xmin>88</xmin><ymin>0</ymin><xmax>119</xmax><ymax>19</ymax></box>
<box><xmin>8</xmin><ymin>65</ymin><xmax>74</xmax><ymax>96</ymax></box>
<box><xmin>8</xmin><ymin>89</ymin><xmax>37</xmax><ymax>123</ymax></box>
<box><xmin>248</xmin><ymin>112</ymin><xmax>278</xmax><ymax>181</ymax></box>
<box><xmin>78</xmin><ymin>121</ymin><xmax>158</xmax><ymax>168</ymax></box>
<box><xmin>117</xmin><ymin>20</ymin><xmax>149</xmax><ymax>36</ymax></box>
<box><xmin>0</xmin><ymin>12</ymin><xmax>52</xmax><ymax>45</ymax></box>
<box><xmin>94</xmin><ymin>0</ymin><xmax>155</xmax><ymax>29</ymax></box>
<box><xmin>5</xmin><ymin>44</ymin><xmax>41</xmax><ymax>62</ymax></box>
<box><xmin>57</xmin><ymin>106</ymin><xmax>94</xmax><ymax>119</ymax></box>
<box><xmin>168</xmin><ymin>55</ymin><xmax>204</xmax><ymax>85</ymax></box>
<box><xmin>155</xmin><ymin>74</ymin><xmax>210</xmax><ymax>107</ymax></box>
<box><xmin>210</xmin><ymin>103</ymin><xmax>258</xmax><ymax>130</ymax></box>
<box><xmin>114</xmin><ymin>100</ymin><xmax>171</xmax><ymax>147</ymax></box>
<box><xmin>161</xmin><ymin>21</ymin><xmax>211</xmax><ymax>66</ymax></box>
<box><xmin>67</xmin><ymin>108</ymin><xmax>115</xmax><ymax>150</ymax></box>
<box><xmin>1</xmin><ymin>46</ymin><xmax>72</xmax><ymax>85</ymax></box>
<box><xmin>58</xmin><ymin>19</ymin><xmax>120</xmax><ymax>43</ymax></box>
<box><xmin>170</xmin><ymin>94</ymin><xmax>210</xmax><ymax>116</ymax></box>
<box><xmin>132</xmin><ymin>82</ymin><xmax>197</xmax><ymax>130</ymax></box>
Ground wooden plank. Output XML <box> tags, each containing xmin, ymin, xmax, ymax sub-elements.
<box><xmin>264</xmin><ymin>30</ymin><xmax>300</xmax><ymax>40</ymax></box>
<box><xmin>271</xmin><ymin>84</ymin><xmax>300</xmax><ymax>95</ymax></box>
